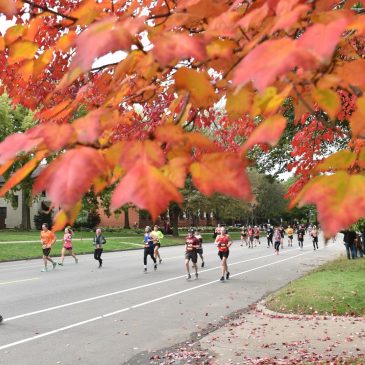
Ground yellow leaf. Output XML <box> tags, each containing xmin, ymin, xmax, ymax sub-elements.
<box><xmin>17</xmin><ymin>59</ymin><xmax>34</xmax><ymax>82</ymax></box>
<box><xmin>226</xmin><ymin>87</ymin><xmax>253</xmax><ymax>121</ymax></box>
<box><xmin>4</xmin><ymin>24</ymin><xmax>25</xmax><ymax>46</ymax></box>
<box><xmin>174</xmin><ymin>68</ymin><xmax>217</xmax><ymax>108</ymax></box>
<box><xmin>312</xmin><ymin>88</ymin><xmax>341</xmax><ymax>120</ymax></box>
<box><xmin>8</xmin><ymin>40</ymin><xmax>38</xmax><ymax>65</ymax></box>
<box><xmin>314</xmin><ymin>150</ymin><xmax>357</xmax><ymax>172</ymax></box>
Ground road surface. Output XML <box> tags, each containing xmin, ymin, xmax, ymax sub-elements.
<box><xmin>0</xmin><ymin>236</ymin><xmax>343</xmax><ymax>365</ymax></box>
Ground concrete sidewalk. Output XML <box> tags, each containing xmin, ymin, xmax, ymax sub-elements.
<box><xmin>198</xmin><ymin>302</ymin><xmax>365</xmax><ymax>365</ymax></box>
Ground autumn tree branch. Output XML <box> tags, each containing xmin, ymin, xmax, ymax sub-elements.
<box><xmin>21</xmin><ymin>0</ymin><xmax>78</xmax><ymax>22</ymax></box>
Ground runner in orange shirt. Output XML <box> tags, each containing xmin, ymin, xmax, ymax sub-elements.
<box><xmin>40</xmin><ymin>223</ymin><xmax>57</xmax><ymax>272</ymax></box>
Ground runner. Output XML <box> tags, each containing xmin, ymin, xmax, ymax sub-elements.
<box><xmin>240</xmin><ymin>226</ymin><xmax>248</xmax><ymax>246</ymax></box>
<box><xmin>93</xmin><ymin>228</ymin><xmax>106</xmax><ymax>268</ymax></box>
<box><xmin>185</xmin><ymin>229</ymin><xmax>200</xmax><ymax>280</ymax></box>
<box><xmin>194</xmin><ymin>229</ymin><xmax>205</xmax><ymax>268</ymax></box>
<box><xmin>279</xmin><ymin>225</ymin><xmax>285</xmax><ymax>249</ymax></box>
<box><xmin>266</xmin><ymin>225</ymin><xmax>274</xmax><ymax>248</ymax></box>
<box><xmin>151</xmin><ymin>225</ymin><xmax>164</xmax><ymax>264</ymax></box>
<box><xmin>273</xmin><ymin>227</ymin><xmax>281</xmax><ymax>255</ymax></box>
<box><xmin>216</xmin><ymin>227</ymin><xmax>233</xmax><ymax>281</ymax></box>
<box><xmin>310</xmin><ymin>225</ymin><xmax>319</xmax><ymax>250</ymax></box>
<box><xmin>58</xmin><ymin>227</ymin><xmax>78</xmax><ymax>266</ymax></box>
<box><xmin>0</xmin><ymin>314</ymin><xmax>2</xmax><ymax>323</ymax></box>
<box><xmin>40</xmin><ymin>223</ymin><xmax>57</xmax><ymax>272</ymax></box>
<box><xmin>253</xmin><ymin>226</ymin><xmax>261</xmax><ymax>246</ymax></box>
<box><xmin>143</xmin><ymin>226</ymin><xmax>157</xmax><ymax>273</ymax></box>
<box><xmin>248</xmin><ymin>225</ymin><xmax>254</xmax><ymax>248</ymax></box>
<box><xmin>287</xmin><ymin>225</ymin><xmax>294</xmax><ymax>247</ymax></box>
<box><xmin>297</xmin><ymin>225</ymin><xmax>305</xmax><ymax>250</ymax></box>
<box><xmin>213</xmin><ymin>223</ymin><xmax>222</xmax><ymax>239</ymax></box>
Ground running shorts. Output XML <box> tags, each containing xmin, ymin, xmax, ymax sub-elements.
<box><xmin>155</xmin><ymin>242</ymin><xmax>161</xmax><ymax>248</ymax></box>
<box><xmin>313</xmin><ymin>237</ymin><xmax>318</xmax><ymax>243</ymax></box>
<box><xmin>42</xmin><ymin>248</ymin><xmax>51</xmax><ymax>256</ymax></box>
<box><xmin>197</xmin><ymin>248</ymin><xmax>203</xmax><ymax>255</ymax></box>
<box><xmin>249</xmin><ymin>236</ymin><xmax>254</xmax><ymax>242</ymax></box>
<box><xmin>254</xmin><ymin>236</ymin><xmax>259</xmax><ymax>239</ymax></box>
<box><xmin>218</xmin><ymin>251</ymin><xmax>229</xmax><ymax>259</ymax></box>
<box><xmin>288</xmin><ymin>235</ymin><xmax>293</xmax><ymax>240</ymax></box>
<box><xmin>185</xmin><ymin>251</ymin><xmax>198</xmax><ymax>263</ymax></box>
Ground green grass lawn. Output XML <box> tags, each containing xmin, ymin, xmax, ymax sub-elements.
<box><xmin>0</xmin><ymin>230</ymin><xmax>241</xmax><ymax>261</ymax></box>
<box><xmin>266</xmin><ymin>256</ymin><xmax>365</xmax><ymax>316</ymax></box>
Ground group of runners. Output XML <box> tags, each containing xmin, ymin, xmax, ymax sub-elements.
<box><xmin>36</xmin><ymin>221</ymin><xmax>322</xmax><ymax>280</ymax></box>
<box><xmin>240</xmin><ymin>224</ymin><xmax>320</xmax><ymax>254</ymax></box>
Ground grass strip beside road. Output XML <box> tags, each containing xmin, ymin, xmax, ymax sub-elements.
<box><xmin>266</xmin><ymin>256</ymin><xmax>365</xmax><ymax>316</ymax></box>
<box><xmin>0</xmin><ymin>232</ymin><xmax>241</xmax><ymax>262</ymax></box>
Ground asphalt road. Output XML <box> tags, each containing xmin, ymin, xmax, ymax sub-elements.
<box><xmin>0</xmin><ymin>235</ymin><xmax>344</xmax><ymax>365</ymax></box>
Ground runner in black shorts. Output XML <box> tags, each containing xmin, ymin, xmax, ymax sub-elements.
<box><xmin>215</xmin><ymin>228</ymin><xmax>233</xmax><ymax>281</ymax></box>
<box><xmin>194</xmin><ymin>229</ymin><xmax>205</xmax><ymax>268</ymax></box>
<box><xmin>185</xmin><ymin>229</ymin><xmax>200</xmax><ymax>280</ymax></box>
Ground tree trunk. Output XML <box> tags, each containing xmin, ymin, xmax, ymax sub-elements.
<box><xmin>123</xmin><ymin>206</ymin><xmax>130</xmax><ymax>229</ymax></box>
<box><xmin>169</xmin><ymin>203</ymin><xmax>180</xmax><ymax>237</ymax></box>
<box><xmin>21</xmin><ymin>190</ymin><xmax>31</xmax><ymax>230</ymax></box>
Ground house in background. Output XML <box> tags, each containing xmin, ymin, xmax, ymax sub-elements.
<box><xmin>0</xmin><ymin>176</ymin><xmax>49</xmax><ymax>229</ymax></box>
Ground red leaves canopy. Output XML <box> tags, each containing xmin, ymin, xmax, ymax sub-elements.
<box><xmin>0</xmin><ymin>0</ymin><xmax>364</xmax><ymax>234</ymax></box>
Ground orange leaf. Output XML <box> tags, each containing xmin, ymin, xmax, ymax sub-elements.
<box><xmin>33</xmin><ymin>147</ymin><xmax>105</xmax><ymax>210</ymax></box>
<box><xmin>8</xmin><ymin>40</ymin><xmax>38</xmax><ymax>65</ymax></box>
<box><xmin>152</xmin><ymin>33</ymin><xmax>206</xmax><ymax>66</ymax></box>
<box><xmin>0</xmin><ymin>37</ymin><xmax>5</xmax><ymax>51</ymax></box>
<box><xmin>4</xmin><ymin>25</ymin><xmax>25</xmax><ymax>45</ymax></box>
<box><xmin>349</xmin><ymin>96</ymin><xmax>365</xmax><ymax>138</ymax></box>
<box><xmin>314</xmin><ymin>150</ymin><xmax>357</xmax><ymax>172</ymax></box>
<box><xmin>174</xmin><ymin>68</ymin><xmax>217</xmax><ymax>108</ymax></box>
<box><xmin>52</xmin><ymin>202</ymin><xmax>82</xmax><ymax>232</ymax></box>
<box><xmin>290</xmin><ymin>172</ymin><xmax>365</xmax><ymax>238</ymax></box>
<box><xmin>120</xmin><ymin>140</ymin><xmax>165</xmax><ymax>169</ymax></box>
<box><xmin>38</xmin><ymin>100</ymin><xmax>73</xmax><ymax>121</ymax></box>
<box><xmin>0</xmin><ymin>151</ymin><xmax>46</xmax><ymax>197</ymax></box>
<box><xmin>155</xmin><ymin>124</ymin><xmax>185</xmax><ymax>144</ymax></box>
<box><xmin>190</xmin><ymin>153</ymin><xmax>252</xmax><ymax>200</ymax></box>
<box><xmin>226</xmin><ymin>87</ymin><xmax>253</xmax><ymax>121</ymax></box>
<box><xmin>0</xmin><ymin>160</ymin><xmax>14</xmax><ymax>176</ymax></box>
<box><xmin>359</xmin><ymin>148</ymin><xmax>365</xmax><ymax>169</ymax></box>
<box><xmin>336</xmin><ymin>59</ymin><xmax>365</xmax><ymax>89</ymax></box>
<box><xmin>242</xmin><ymin>114</ymin><xmax>286</xmax><ymax>153</ymax></box>
<box><xmin>0</xmin><ymin>0</ymin><xmax>16</xmax><ymax>19</ymax></box>
<box><xmin>312</xmin><ymin>88</ymin><xmax>341</xmax><ymax>120</ymax></box>
<box><xmin>161</xmin><ymin>157</ymin><xmax>191</xmax><ymax>188</ymax></box>
<box><xmin>33</xmin><ymin>48</ymin><xmax>54</xmax><ymax>76</ymax></box>
<box><xmin>111</xmin><ymin>162</ymin><xmax>183</xmax><ymax>220</ymax></box>
<box><xmin>55</xmin><ymin>32</ymin><xmax>77</xmax><ymax>52</ymax></box>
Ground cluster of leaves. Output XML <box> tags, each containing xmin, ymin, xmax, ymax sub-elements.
<box><xmin>0</xmin><ymin>0</ymin><xmax>365</xmax><ymax>237</ymax></box>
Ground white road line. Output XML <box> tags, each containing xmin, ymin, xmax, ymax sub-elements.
<box><xmin>3</xmin><ymin>250</ymin><xmax>293</xmax><ymax>322</ymax></box>
<box><xmin>0</xmin><ymin>249</ymin><xmax>317</xmax><ymax>351</ymax></box>
<box><xmin>0</xmin><ymin>277</ymin><xmax>39</xmax><ymax>285</ymax></box>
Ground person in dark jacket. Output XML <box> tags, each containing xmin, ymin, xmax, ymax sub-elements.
<box><xmin>93</xmin><ymin>228</ymin><xmax>106</xmax><ymax>268</ymax></box>
<box><xmin>342</xmin><ymin>229</ymin><xmax>357</xmax><ymax>259</ymax></box>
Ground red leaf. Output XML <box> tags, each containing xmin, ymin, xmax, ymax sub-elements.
<box><xmin>233</xmin><ymin>38</ymin><xmax>316</xmax><ymax>91</ymax></box>
<box><xmin>297</xmin><ymin>18</ymin><xmax>349</xmax><ymax>63</ymax></box>
<box><xmin>290</xmin><ymin>172</ymin><xmax>365</xmax><ymax>237</ymax></box>
<box><xmin>33</xmin><ymin>147</ymin><xmax>105</xmax><ymax>210</ymax></box>
<box><xmin>241</xmin><ymin>114</ymin><xmax>286</xmax><ymax>153</ymax></box>
<box><xmin>111</xmin><ymin>161</ymin><xmax>183</xmax><ymax>220</ymax></box>
<box><xmin>73</xmin><ymin>110</ymin><xmax>103</xmax><ymax>144</ymax></box>
<box><xmin>63</xmin><ymin>16</ymin><xmax>145</xmax><ymax>85</ymax></box>
<box><xmin>190</xmin><ymin>153</ymin><xmax>252</xmax><ymax>200</ymax></box>
<box><xmin>152</xmin><ymin>33</ymin><xmax>206</xmax><ymax>66</ymax></box>
<box><xmin>0</xmin><ymin>132</ymin><xmax>42</xmax><ymax>164</ymax></box>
